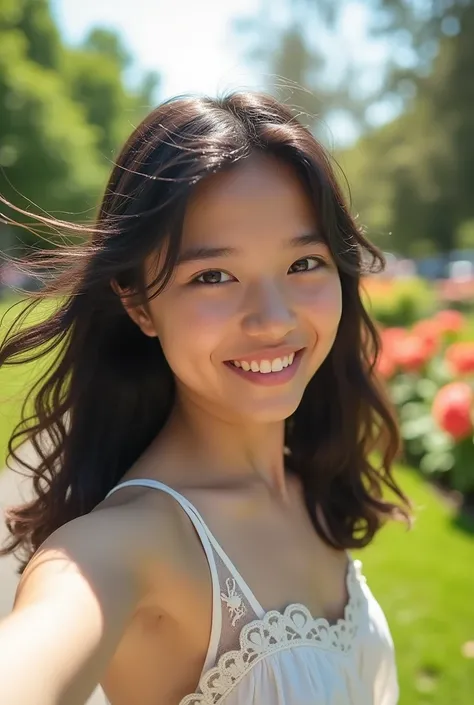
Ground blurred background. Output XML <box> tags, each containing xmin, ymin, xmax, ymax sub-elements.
<box><xmin>0</xmin><ymin>1</ymin><xmax>473</xmax><ymax>703</ymax></box>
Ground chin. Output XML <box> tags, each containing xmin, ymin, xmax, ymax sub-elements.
<box><xmin>235</xmin><ymin>397</ymin><xmax>301</xmax><ymax>424</ymax></box>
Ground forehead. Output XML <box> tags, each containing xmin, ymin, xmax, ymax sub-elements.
<box><xmin>181</xmin><ymin>152</ymin><xmax>317</xmax><ymax>245</ymax></box>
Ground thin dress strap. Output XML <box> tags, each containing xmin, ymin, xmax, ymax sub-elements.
<box><xmin>105</xmin><ymin>479</ymin><xmax>265</xmax><ymax>668</ymax></box>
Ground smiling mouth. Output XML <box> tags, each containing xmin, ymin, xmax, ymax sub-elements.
<box><xmin>224</xmin><ymin>349</ymin><xmax>304</xmax><ymax>376</ymax></box>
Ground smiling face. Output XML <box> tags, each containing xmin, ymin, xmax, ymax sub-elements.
<box><xmin>137</xmin><ymin>152</ymin><xmax>342</xmax><ymax>423</ymax></box>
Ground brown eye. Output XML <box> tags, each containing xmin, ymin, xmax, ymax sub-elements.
<box><xmin>288</xmin><ymin>257</ymin><xmax>322</xmax><ymax>274</ymax></box>
<box><xmin>194</xmin><ymin>270</ymin><xmax>234</xmax><ymax>285</ymax></box>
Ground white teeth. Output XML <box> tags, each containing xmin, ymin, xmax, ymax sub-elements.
<box><xmin>271</xmin><ymin>358</ymin><xmax>283</xmax><ymax>372</ymax></box>
<box><xmin>231</xmin><ymin>352</ymin><xmax>299</xmax><ymax>374</ymax></box>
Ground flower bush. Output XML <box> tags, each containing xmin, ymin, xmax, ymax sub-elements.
<box><xmin>376</xmin><ymin>310</ymin><xmax>474</xmax><ymax>498</ymax></box>
<box><xmin>362</xmin><ymin>276</ymin><xmax>437</xmax><ymax>327</ymax></box>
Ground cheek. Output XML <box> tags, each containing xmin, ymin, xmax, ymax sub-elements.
<box><xmin>298</xmin><ymin>275</ymin><xmax>342</xmax><ymax>333</ymax></box>
<box><xmin>151</xmin><ymin>290</ymin><xmax>235</xmax><ymax>366</ymax></box>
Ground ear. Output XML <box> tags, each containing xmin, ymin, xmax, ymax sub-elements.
<box><xmin>110</xmin><ymin>279</ymin><xmax>158</xmax><ymax>338</ymax></box>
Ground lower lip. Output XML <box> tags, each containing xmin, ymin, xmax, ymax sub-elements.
<box><xmin>224</xmin><ymin>350</ymin><xmax>304</xmax><ymax>386</ymax></box>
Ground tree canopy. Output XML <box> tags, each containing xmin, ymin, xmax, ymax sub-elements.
<box><xmin>237</xmin><ymin>0</ymin><xmax>474</xmax><ymax>256</ymax></box>
<box><xmin>0</xmin><ymin>0</ymin><xmax>160</xmax><ymax>250</ymax></box>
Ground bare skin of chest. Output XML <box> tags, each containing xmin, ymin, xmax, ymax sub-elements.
<box><xmin>99</xmin><ymin>481</ymin><xmax>349</xmax><ymax>705</ymax></box>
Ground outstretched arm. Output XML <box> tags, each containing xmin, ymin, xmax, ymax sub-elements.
<box><xmin>0</xmin><ymin>509</ymin><xmax>141</xmax><ymax>705</ymax></box>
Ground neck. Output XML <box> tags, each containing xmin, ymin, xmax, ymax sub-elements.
<box><xmin>151</xmin><ymin>391</ymin><xmax>290</xmax><ymax>501</ymax></box>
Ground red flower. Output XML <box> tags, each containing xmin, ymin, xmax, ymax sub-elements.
<box><xmin>434</xmin><ymin>309</ymin><xmax>465</xmax><ymax>333</ymax></box>
<box><xmin>377</xmin><ymin>328</ymin><xmax>407</xmax><ymax>377</ymax></box>
<box><xmin>380</xmin><ymin>327</ymin><xmax>406</xmax><ymax>346</ymax></box>
<box><xmin>445</xmin><ymin>342</ymin><xmax>474</xmax><ymax>375</ymax></box>
<box><xmin>393</xmin><ymin>335</ymin><xmax>432</xmax><ymax>372</ymax></box>
<box><xmin>376</xmin><ymin>350</ymin><xmax>396</xmax><ymax>379</ymax></box>
<box><xmin>432</xmin><ymin>382</ymin><xmax>474</xmax><ymax>440</ymax></box>
<box><xmin>411</xmin><ymin>320</ymin><xmax>440</xmax><ymax>357</ymax></box>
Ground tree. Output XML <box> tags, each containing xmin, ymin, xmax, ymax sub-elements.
<box><xmin>0</xmin><ymin>0</ymin><xmax>107</xmax><ymax>244</ymax></box>
<box><xmin>341</xmin><ymin>1</ymin><xmax>474</xmax><ymax>255</ymax></box>
<box><xmin>233</xmin><ymin>0</ymin><xmax>366</xmax><ymax>139</ymax></box>
<box><xmin>0</xmin><ymin>0</ymin><xmax>160</xmax><ymax>251</ymax></box>
<box><xmin>15</xmin><ymin>0</ymin><xmax>62</xmax><ymax>69</ymax></box>
<box><xmin>82</xmin><ymin>28</ymin><xmax>132</xmax><ymax>70</ymax></box>
<box><xmin>65</xmin><ymin>29</ymin><xmax>160</xmax><ymax>160</ymax></box>
<box><xmin>236</xmin><ymin>0</ymin><xmax>474</xmax><ymax>254</ymax></box>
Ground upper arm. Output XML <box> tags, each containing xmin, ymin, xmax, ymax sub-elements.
<box><xmin>0</xmin><ymin>508</ymin><xmax>142</xmax><ymax>705</ymax></box>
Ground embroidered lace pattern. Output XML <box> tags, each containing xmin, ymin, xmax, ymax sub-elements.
<box><xmin>211</xmin><ymin>547</ymin><xmax>263</xmax><ymax>664</ymax></box>
<box><xmin>180</xmin><ymin>558</ymin><xmax>366</xmax><ymax>705</ymax></box>
<box><xmin>220</xmin><ymin>577</ymin><xmax>247</xmax><ymax>626</ymax></box>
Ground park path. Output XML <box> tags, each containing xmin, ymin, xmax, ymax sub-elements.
<box><xmin>0</xmin><ymin>445</ymin><xmax>107</xmax><ymax>704</ymax></box>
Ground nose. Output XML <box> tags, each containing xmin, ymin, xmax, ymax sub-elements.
<box><xmin>242</xmin><ymin>279</ymin><xmax>297</xmax><ymax>340</ymax></box>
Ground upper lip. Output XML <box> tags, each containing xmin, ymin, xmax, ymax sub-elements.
<box><xmin>226</xmin><ymin>346</ymin><xmax>304</xmax><ymax>363</ymax></box>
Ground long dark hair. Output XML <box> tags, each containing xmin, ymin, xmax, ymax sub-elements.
<box><xmin>0</xmin><ymin>91</ymin><xmax>412</xmax><ymax>572</ymax></box>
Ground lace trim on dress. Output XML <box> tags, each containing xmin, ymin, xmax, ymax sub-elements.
<box><xmin>180</xmin><ymin>559</ymin><xmax>366</xmax><ymax>705</ymax></box>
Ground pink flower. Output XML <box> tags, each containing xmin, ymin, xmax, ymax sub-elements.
<box><xmin>432</xmin><ymin>382</ymin><xmax>474</xmax><ymax>440</ymax></box>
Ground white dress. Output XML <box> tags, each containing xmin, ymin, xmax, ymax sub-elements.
<box><xmin>104</xmin><ymin>479</ymin><xmax>400</xmax><ymax>705</ymax></box>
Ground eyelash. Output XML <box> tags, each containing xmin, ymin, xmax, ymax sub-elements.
<box><xmin>191</xmin><ymin>256</ymin><xmax>327</xmax><ymax>286</ymax></box>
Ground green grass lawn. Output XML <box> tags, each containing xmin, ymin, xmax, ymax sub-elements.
<box><xmin>354</xmin><ymin>466</ymin><xmax>474</xmax><ymax>704</ymax></box>
<box><xmin>0</xmin><ymin>295</ymin><xmax>27</xmax><ymax>463</ymax></box>
<box><xmin>1</xmin><ymin>294</ymin><xmax>473</xmax><ymax>703</ymax></box>
<box><xmin>0</xmin><ymin>294</ymin><xmax>54</xmax><ymax>464</ymax></box>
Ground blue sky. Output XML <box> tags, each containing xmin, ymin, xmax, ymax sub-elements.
<box><xmin>51</xmin><ymin>0</ymin><xmax>394</xmax><ymax>145</ymax></box>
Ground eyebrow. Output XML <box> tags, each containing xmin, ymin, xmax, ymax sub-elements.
<box><xmin>176</xmin><ymin>232</ymin><xmax>324</xmax><ymax>265</ymax></box>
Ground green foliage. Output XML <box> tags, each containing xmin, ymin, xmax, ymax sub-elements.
<box><xmin>393</xmin><ymin>364</ymin><xmax>455</xmax><ymax>465</ymax></box>
<box><xmin>0</xmin><ymin>27</ymin><xmax>107</xmax><ymax>237</ymax></box>
<box><xmin>233</xmin><ymin>0</ymin><xmax>367</xmax><ymax>137</ymax></box>
<box><xmin>0</xmin><ymin>0</ymin><xmax>160</xmax><ymax>252</ymax></box>
<box><xmin>15</xmin><ymin>0</ymin><xmax>62</xmax><ymax>69</ymax></box>
<box><xmin>83</xmin><ymin>28</ymin><xmax>132</xmax><ymax>69</ymax></box>
<box><xmin>363</xmin><ymin>277</ymin><xmax>437</xmax><ymax>327</ymax></box>
<box><xmin>64</xmin><ymin>45</ymin><xmax>131</xmax><ymax>158</ymax></box>
<box><xmin>341</xmin><ymin>1</ymin><xmax>474</xmax><ymax>255</ymax></box>
<box><xmin>64</xmin><ymin>28</ymin><xmax>159</xmax><ymax>159</ymax></box>
<box><xmin>238</xmin><ymin>0</ymin><xmax>474</xmax><ymax>256</ymax></box>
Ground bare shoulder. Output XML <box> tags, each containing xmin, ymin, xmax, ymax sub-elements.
<box><xmin>16</xmin><ymin>484</ymin><xmax>185</xmax><ymax>609</ymax></box>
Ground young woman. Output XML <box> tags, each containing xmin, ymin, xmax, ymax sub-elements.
<box><xmin>0</xmin><ymin>91</ymin><xmax>411</xmax><ymax>705</ymax></box>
